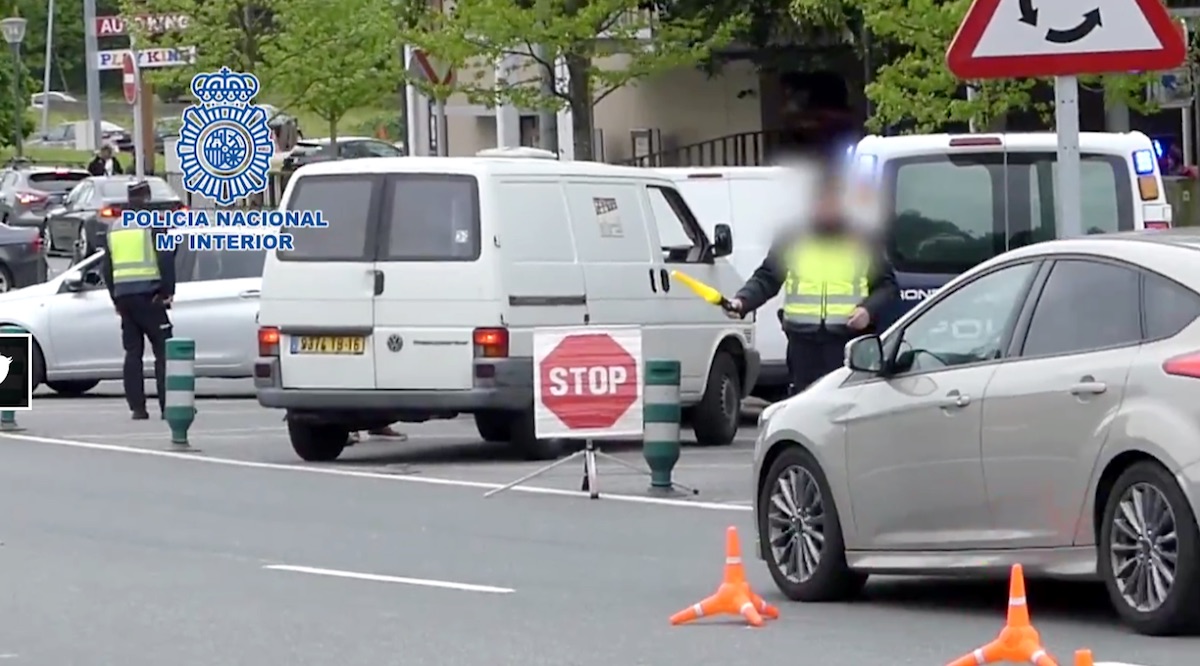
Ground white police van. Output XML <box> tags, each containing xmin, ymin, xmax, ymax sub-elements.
<box><xmin>853</xmin><ymin>132</ymin><xmax>1171</xmax><ymax>328</ymax></box>
<box><xmin>254</xmin><ymin>148</ymin><xmax>757</xmax><ymax>462</ymax></box>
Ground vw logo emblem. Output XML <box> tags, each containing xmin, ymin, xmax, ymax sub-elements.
<box><xmin>387</xmin><ymin>334</ymin><xmax>404</xmax><ymax>352</ymax></box>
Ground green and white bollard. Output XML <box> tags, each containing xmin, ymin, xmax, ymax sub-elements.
<box><xmin>164</xmin><ymin>338</ymin><xmax>196</xmax><ymax>449</ymax></box>
<box><xmin>0</xmin><ymin>324</ymin><xmax>28</xmax><ymax>432</ymax></box>
<box><xmin>643</xmin><ymin>359</ymin><xmax>682</xmax><ymax>491</ymax></box>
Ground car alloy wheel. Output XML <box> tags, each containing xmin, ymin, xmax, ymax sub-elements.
<box><xmin>1109</xmin><ymin>481</ymin><xmax>1179</xmax><ymax>612</ymax></box>
<box><xmin>767</xmin><ymin>465</ymin><xmax>826</xmax><ymax>583</ymax></box>
<box><xmin>0</xmin><ymin>270</ymin><xmax>9</xmax><ymax>292</ymax></box>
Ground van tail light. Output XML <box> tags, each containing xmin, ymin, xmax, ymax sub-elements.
<box><xmin>99</xmin><ymin>207</ymin><xmax>120</xmax><ymax>219</ymax></box>
<box><xmin>258</xmin><ymin>326</ymin><xmax>281</xmax><ymax>357</ymax></box>
<box><xmin>16</xmin><ymin>191</ymin><xmax>47</xmax><ymax>206</ymax></box>
<box><xmin>1163</xmin><ymin>352</ymin><xmax>1200</xmax><ymax>378</ymax></box>
<box><xmin>473</xmin><ymin>327</ymin><xmax>509</xmax><ymax>358</ymax></box>
<box><xmin>1145</xmin><ymin>221</ymin><xmax>1170</xmax><ymax>230</ymax></box>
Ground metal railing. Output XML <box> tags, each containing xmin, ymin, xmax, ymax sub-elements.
<box><xmin>616</xmin><ymin>130</ymin><xmax>794</xmax><ymax>168</ymax></box>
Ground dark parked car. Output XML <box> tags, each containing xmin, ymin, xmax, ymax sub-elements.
<box><xmin>0</xmin><ymin>165</ymin><xmax>89</xmax><ymax>229</ymax></box>
<box><xmin>0</xmin><ymin>221</ymin><xmax>47</xmax><ymax>292</ymax></box>
<box><xmin>280</xmin><ymin>137</ymin><xmax>404</xmax><ymax>172</ymax></box>
<box><xmin>42</xmin><ymin>176</ymin><xmax>184</xmax><ymax>263</ymax></box>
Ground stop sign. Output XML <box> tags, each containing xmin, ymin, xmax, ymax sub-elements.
<box><xmin>536</xmin><ymin>330</ymin><xmax>642</xmax><ymax>436</ymax></box>
<box><xmin>122</xmin><ymin>52</ymin><xmax>138</xmax><ymax>105</ymax></box>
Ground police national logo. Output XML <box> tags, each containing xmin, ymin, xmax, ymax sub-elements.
<box><xmin>176</xmin><ymin>67</ymin><xmax>274</xmax><ymax>207</ymax></box>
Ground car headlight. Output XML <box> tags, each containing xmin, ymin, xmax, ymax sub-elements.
<box><xmin>758</xmin><ymin>399</ymin><xmax>788</xmax><ymax>428</ymax></box>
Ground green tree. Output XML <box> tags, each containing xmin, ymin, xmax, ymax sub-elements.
<box><xmin>402</xmin><ymin>0</ymin><xmax>745</xmax><ymax>160</ymax></box>
<box><xmin>0</xmin><ymin>52</ymin><xmax>35</xmax><ymax>149</ymax></box>
<box><xmin>787</xmin><ymin>0</ymin><xmax>1161</xmax><ymax>133</ymax></box>
<box><xmin>118</xmin><ymin>0</ymin><xmax>279</xmax><ymax>99</ymax></box>
<box><xmin>261</xmin><ymin>0</ymin><xmax>402</xmax><ymax>143</ymax></box>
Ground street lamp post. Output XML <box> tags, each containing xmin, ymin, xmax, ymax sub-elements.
<box><xmin>0</xmin><ymin>17</ymin><xmax>27</xmax><ymax>159</ymax></box>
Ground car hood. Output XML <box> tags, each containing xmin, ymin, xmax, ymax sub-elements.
<box><xmin>0</xmin><ymin>274</ymin><xmax>66</xmax><ymax>303</ymax></box>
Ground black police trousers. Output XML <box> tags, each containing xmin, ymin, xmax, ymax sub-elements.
<box><xmin>115</xmin><ymin>293</ymin><xmax>173</xmax><ymax>413</ymax></box>
<box><xmin>786</xmin><ymin>331</ymin><xmax>852</xmax><ymax>396</ymax></box>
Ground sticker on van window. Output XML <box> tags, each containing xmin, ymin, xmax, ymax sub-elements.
<box><xmin>454</xmin><ymin>229</ymin><xmax>469</xmax><ymax>243</ymax></box>
<box><xmin>593</xmin><ymin>197</ymin><xmax>624</xmax><ymax>238</ymax></box>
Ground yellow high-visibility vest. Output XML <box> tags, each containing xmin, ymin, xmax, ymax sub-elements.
<box><xmin>107</xmin><ymin>228</ymin><xmax>160</xmax><ymax>284</ymax></box>
<box><xmin>781</xmin><ymin>239</ymin><xmax>870</xmax><ymax>326</ymax></box>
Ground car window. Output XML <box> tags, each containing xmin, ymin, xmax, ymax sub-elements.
<box><xmin>191</xmin><ymin>248</ymin><xmax>267</xmax><ymax>281</ymax></box>
<box><xmin>1143</xmin><ymin>272</ymin><xmax>1200</xmax><ymax>340</ymax></box>
<box><xmin>645</xmin><ymin>185</ymin><xmax>707</xmax><ymax>263</ymax></box>
<box><xmin>1020</xmin><ymin>155</ymin><xmax>1133</xmax><ymax>243</ymax></box>
<box><xmin>65</xmin><ymin>182</ymin><xmax>92</xmax><ymax>208</ymax></box>
<box><xmin>1020</xmin><ymin>260</ymin><xmax>1141</xmax><ymax>357</ymax></box>
<box><xmin>381</xmin><ymin>174</ymin><xmax>480</xmax><ymax>261</ymax></box>
<box><xmin>360</xmin><ymin>141</ymin><xmax>403</xmax><ymax>158</ymax></box>
<box><xmin>896</xmin><ymin>262</ymin><xmax>1038</xmax><ymax>373</ymax></box>
<box><xmin>28</xmin><ymin>171</ymin><xmax>90</xmax><ymax>192</ymax></box>
<box><xmin>279</xmin><ymin>175</ymin><xmax>374</xmax><ymax>261</ymax></box>
<box><xmin>98</xmin><ymin>178</ymin><xmax>176</xmax><ymax>200</ymax></box>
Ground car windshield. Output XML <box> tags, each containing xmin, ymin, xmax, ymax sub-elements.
<box><xmin>98</xmin><ymin>178</ymin><xmax>178</xmax><ymax>200</ymax></box>
<box><xmin>887</xmin><ymin>151</ymin><xmax>1134</xmax><ymax>275</ymax></box>
<box><xmin>28</xmin><ymin>171</ymin><xmax>89</xmax><ymax>192</ymax></box>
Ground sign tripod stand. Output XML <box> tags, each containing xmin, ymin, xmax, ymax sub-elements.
<box><xmin>484</xmin><ymin>438</ymin><xmax>697</xmax><ymax>500</ymax></box>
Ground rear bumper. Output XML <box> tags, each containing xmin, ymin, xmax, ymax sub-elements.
<box><xmin>254</xmin><ymin>356</ymin><xmax>534</xmax><ymax>420</ymax></box>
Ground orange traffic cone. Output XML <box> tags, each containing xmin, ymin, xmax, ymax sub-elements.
<box><xmin>669</xmin><ymin>526</ymin><xmax>779</xmax><ymax>627</ymax></box>
<box><xmin>944</xmin><ymin>564</ymin><xmax>1058</xmax><ymax>666</ymax></box>
<box><xmin>1074</xmin><ymin>650</ymin><xmax>1093</xmax><ymax>666</ymax></box>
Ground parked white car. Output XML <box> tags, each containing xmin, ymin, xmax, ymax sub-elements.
<box><xmin>0</xmin><ymin>229</ymin><xmax>265</xmax><ymax>395</ymax></box>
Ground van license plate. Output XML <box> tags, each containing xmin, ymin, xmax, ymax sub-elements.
<box><xmin>290</xmin><ymin>336</ymin><xmax>365</xmax><ymax>355</ymax></box>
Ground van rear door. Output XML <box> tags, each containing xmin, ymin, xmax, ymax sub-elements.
<box><xmin>371</xmin><ymin>174</ymin><xmax>490</xmax><ymax>391</ymax></box>
<box><xmin>262</xmin><ymin>174</ymin><xmax>381</xmax><ymax>390</ymax></box>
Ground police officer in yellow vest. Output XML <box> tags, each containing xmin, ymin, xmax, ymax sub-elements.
<box><xmin>727</xmin><ymin>174</ymin><xmax>897</xmax><ymax>396</ymax></box>
<box><xmin>100</xmin><ymin>180</ymin><xmax>177</xmax><ymax>420</ymax></box>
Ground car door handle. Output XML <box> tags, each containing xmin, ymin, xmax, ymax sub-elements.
<box><xmin>648</xmin><ymin>268</ymin><xmax>657</xmax><ymax>293</ymax></box>
<box><xmin>939</xmin><ymin>391</ymin><xmax>971</xmax><ymax>409</ymax></box>
<box><xmin>372</xmin><ymin>269</ymin><xmax>384</xmax><ymax>296</ymax></box>
<box><xmin>659</xmin><ymin>268</ymin><xmax>671</xmax><ymax>292</ymax></box>
<box><xmin>1069</xmin><ymin>379</ymin><xmax>1107</xmax><ymax>395</ymax></box>
<box><xmin>238</xmin><ymin>289</ymin><xmax>260</xmax><ymax>299</ymax></box>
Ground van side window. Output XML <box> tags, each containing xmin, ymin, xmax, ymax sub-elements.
<box><xmin>381</xmin><ymin>175</ymin><xmax>480</xmax><ymax>262</ymax></box>
<box><xmin>645</xmin><ymin>185</ymin><xmax>708</xmax><ymax>263</ymax></box>
<box><xmin>278</xmin><ymin>175</ymin><xmax>375</xmax><ymax>261</ymax></box>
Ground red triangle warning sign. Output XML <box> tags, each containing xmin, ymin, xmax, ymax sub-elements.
<box><xmin>946</xmin><ymin>0</ymin><xmax>1186</xmax><ymax>79</ymax></box>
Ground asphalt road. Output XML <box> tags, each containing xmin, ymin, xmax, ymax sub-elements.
<box><xmin>5</xmin><ymin>256</ymin><xmax>1195</xmax><ymax>664</ymax></box>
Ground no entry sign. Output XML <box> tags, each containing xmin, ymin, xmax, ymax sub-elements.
<box><xmin>122</xmin><ymin>53</ymin><xmax>138</xmax><ymax>105</ymax></box>
<box><xmin>533</xmin><ymin>327</ymin><xmax>643</xmax><ymax>439</ymax></box>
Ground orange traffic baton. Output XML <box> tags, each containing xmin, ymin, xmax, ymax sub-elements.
<box><xmin>669</xmin><ymin>526</ymin><xmax>779</xmax><ymax>627</ymax></box>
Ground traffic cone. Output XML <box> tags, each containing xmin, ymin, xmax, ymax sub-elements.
<box><xmin>944</xmin><ymin>564</ymin><xmax>1057</xmax><ymax>666</ymax></box>
<box><xmin>1074</xmin><ymin>650</ymin><xmax>1093</xmax><ymax>666</ymax></box>
<box><xmin>669</xmin><ymin>526</ymin><xmax>779</xmax><ymax>627</ymax></box>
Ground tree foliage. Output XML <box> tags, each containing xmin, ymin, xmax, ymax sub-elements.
<box><xmin>789</xmin><ymin>0</ymin><xmax>1164</xmax><ymax>133</ymax></box>
<box><xmin>402</xmin><ymin>0</ymin><xmax>746</xmax><ymax>160</ymax></box>
<box><xmin>0</xmin><ymin>53</ymin><xmax>35</xmax><ymax>149</ymax></box>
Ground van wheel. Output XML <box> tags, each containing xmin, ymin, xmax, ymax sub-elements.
<box><xmin>1099</xmin><ymin>461</ymin><xmax>1200</xmax><ymax>635</ymax></box>
<box><xmin>287</xmin><ymin>419</ymin><xmax>348</xmax><ymax>462</ymax></box>
<box><xmin>506</xmin><ymin>408</ymin><xmax>562</xmax><ymax>461</ymax></box>
<box><xmin>474</xmin><ymin>411</ymin><xmax>512</xmax><ymax>443</ymax></box>
<box><xmin>692</xmin><ymin>351</ymin><xmax>740</xmax><ymax>446</ymax></box>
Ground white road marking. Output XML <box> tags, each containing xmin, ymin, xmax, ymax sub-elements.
<box><xmin>264</xmin><ymin>564</ymin><xmax>514</xmax><ymax>594</ymax></box>
<box><xmin>0</xmin><ymin>432</ymin><xmax>751</xmax><ymax>512</ymax></box>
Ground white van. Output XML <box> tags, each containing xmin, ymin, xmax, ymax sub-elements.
<box><xmin>255</xmin><ymin>152</ymin><xmax>758</xmax><ymax>462</ymax></box>
<box><xmin>655</xmin><ymin>167</ymin><xmax>807</xmax><ymax>401</ymax></box>
<box><xmin>853</xmin><ymin>131</ymin><xmax>1173</xmax><ymax>329</ymax></box>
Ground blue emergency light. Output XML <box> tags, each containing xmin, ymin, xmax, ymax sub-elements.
<box><xmin>1152</xmin><ymin>139</ymin><xmax>1165</xmax><ymax>158</ymax></box>
<box><xmin>1133</xmin><ymin>149</ymin><xmax>1156</xmax><ymax>175</ymax></box>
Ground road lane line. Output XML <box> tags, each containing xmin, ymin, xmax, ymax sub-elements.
<box><xmin>263</xmin><ymin>564</ymin><xmax>514</xmax><ymax>594</ymax></box>
<box><xmin>0</xmin><ymin>432</ymin><xmax>751</xmax><ymax>512</ymax></box>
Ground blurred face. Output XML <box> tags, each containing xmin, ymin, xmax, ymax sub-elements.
<box><xmin>99</xmin><ymin>146</ymin><xmax>112</xmax><ymax>159</ymax></box>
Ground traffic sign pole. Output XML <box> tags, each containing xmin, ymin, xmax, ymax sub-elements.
<box><xmin>127</xmin><ymin>48</ymin><xmax>146</xmax><ymax>178</ymax></box>
<box><xmin>1054</xmin><ymin>75</ymin><xmax>1083</xmax><ymax>239</ymax></box>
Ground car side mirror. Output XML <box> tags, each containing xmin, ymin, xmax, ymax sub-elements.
<box><xmin>82</xmin><ymin>271</ymin><xmax>103</xmax><ymax>287</ymax></box>
<box><xmin>713</xmin><ymin>223</ymin><xmax>733</xmax><ymax>258</ymax></box>
<box><xmin>63</xmin><ymin>275</ymin><xmax>83</xmax><ymax>292</ymax></box>
<box><xmin>845</xmin><ymin>334</ymin><xmax>885</xmax><ymax>373</ymax></box>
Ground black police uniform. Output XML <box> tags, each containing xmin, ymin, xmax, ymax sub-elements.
<box><xmin>735</xmin><ymin>227</ymin><xmax>898</xmax><ymax>395</ymax></box>
<box><xmin>99</xmin><ymin>180</ymin><xmax>177</xmax><ymax>419</ymax></box>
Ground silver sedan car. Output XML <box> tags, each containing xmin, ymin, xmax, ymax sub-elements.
<box><xmin>752</xmin><ymin>229</ymin><xmax>1200</xmax><ymax>636</ymax></box>
<box><xmin>0</xmin><ymin>229</ymin><xmax>264</xmax><ymax>395</ymax></box>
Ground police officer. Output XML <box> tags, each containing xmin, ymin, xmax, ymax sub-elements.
<box><xmin>100</xmin><ymin>180</ymin><xmax>176</xmax><ymax>420</ymax></box>
<box><xmin>727</xmin><ymin>172</ymin><xmax>897</xmax><ymax>395</ymax></box>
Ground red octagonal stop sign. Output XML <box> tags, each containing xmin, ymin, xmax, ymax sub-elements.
<box><xmin>539</xmin><ymin>332</ymin><xmax>640</xmax><ymax>432</ymax></box>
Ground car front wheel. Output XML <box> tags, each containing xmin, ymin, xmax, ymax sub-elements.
<box><xmin>757</xmin><ymin>445</ymin><xmax>866</xmax><ymax>602</ymax></box>
<box><xmin>1099</xmin><ymin>460</ymin><xmax>1200</xmax><ymax>635</ymax></box>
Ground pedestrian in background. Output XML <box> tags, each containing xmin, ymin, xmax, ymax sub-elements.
<box><xmin>87</xmin><ymin>143</ymin><xmax>124</xmax><ymax>177</ymax></box>
<box><xmin>100</xmin><ymin>180</ymin><xmax>174</xmax><ymax>420</ymax></box>
<box><xmin>726</xmin><ymin>166</ymin><xmax>897</xmax><ymax>395</ymax></box>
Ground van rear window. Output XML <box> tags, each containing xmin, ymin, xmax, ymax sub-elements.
<box><xmin>381</xmin><ymin>175</ymin><xmax>480</xmax><ymax>261</ymax></box>
<box><xmin>887</xmin><ymin>152</ymin><xmax>1133</xmax><ymax>275</ymax></box>
<box><xmin>279</xmin><ymin>175</ymin><xmax>375</xmax><ymax>261</ymax></box>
